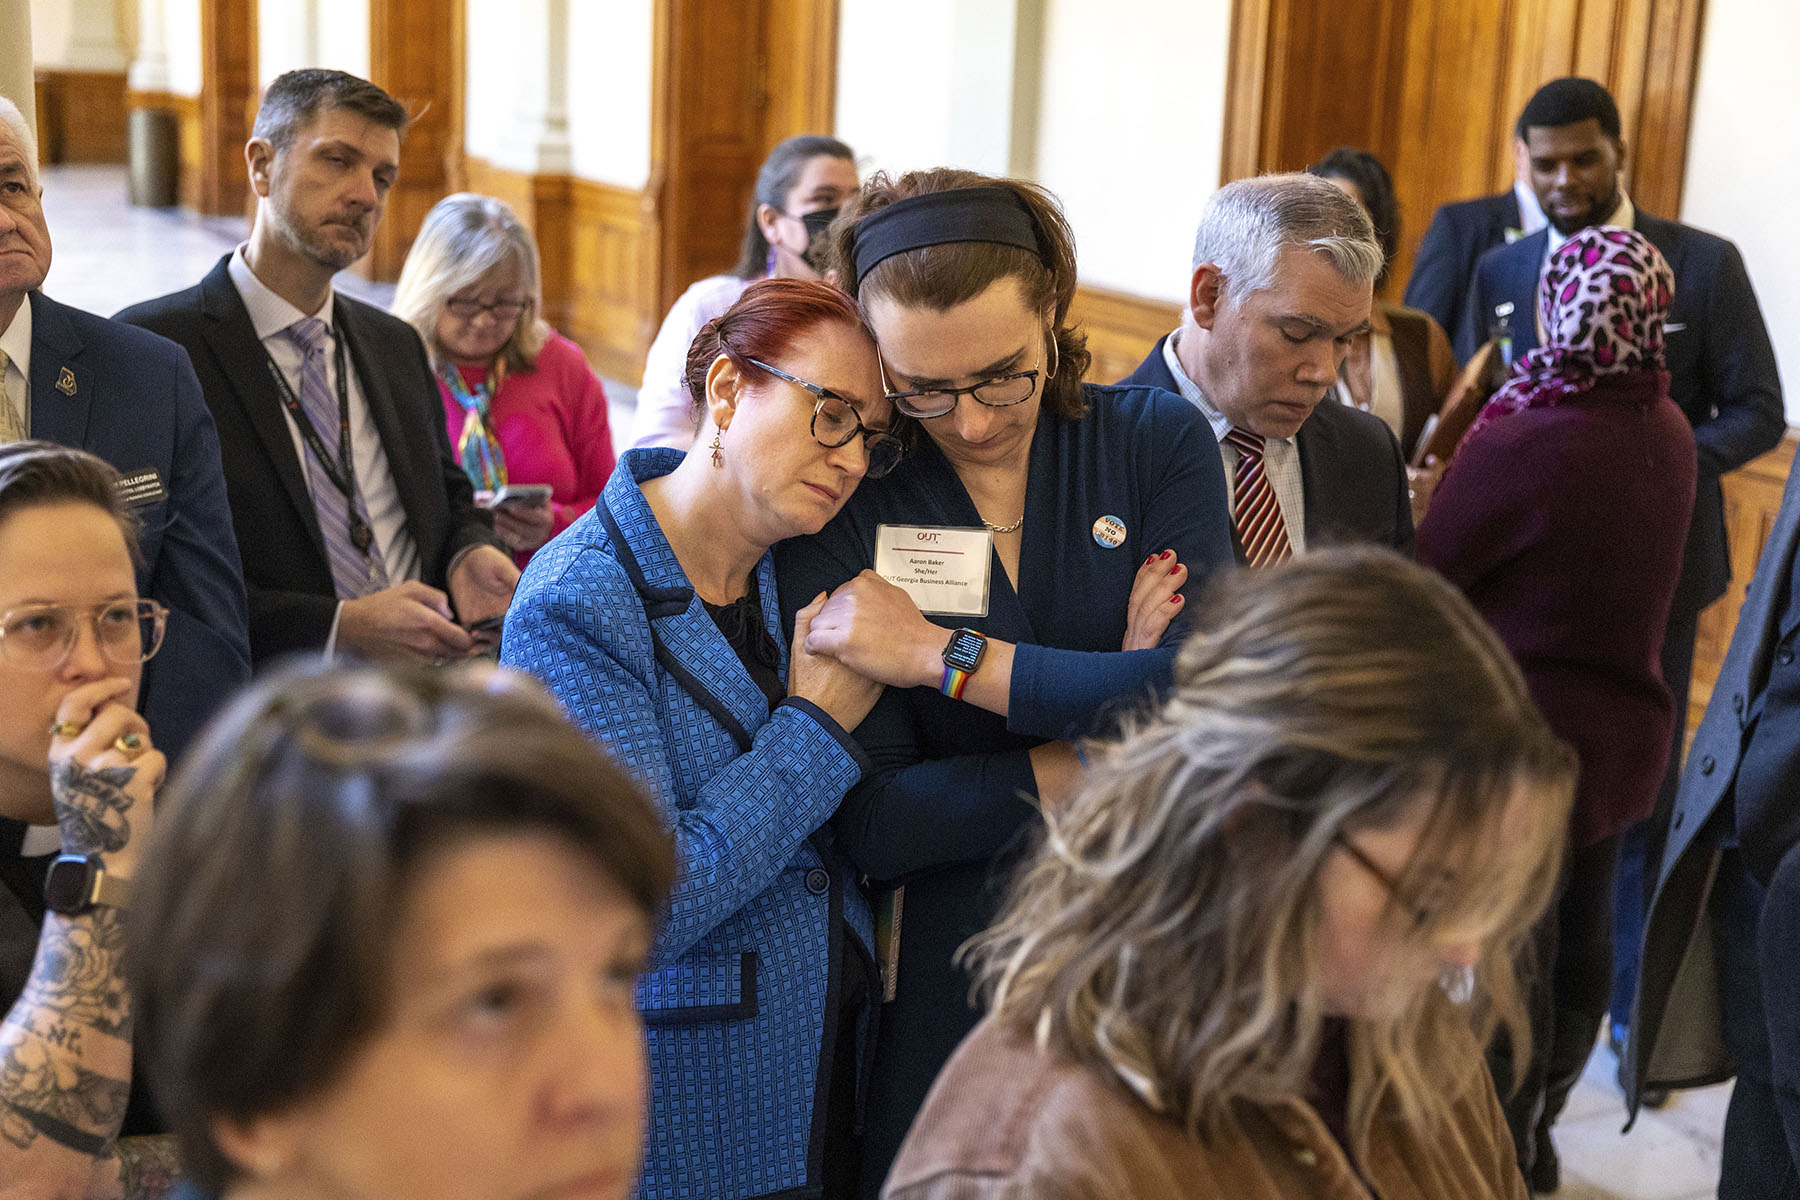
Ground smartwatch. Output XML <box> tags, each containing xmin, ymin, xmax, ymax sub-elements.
<box><xmin>43</xmin><ymin>854</ymin><xmax>131</xmax><ymax>916</ymax></box>
<box><xmin>940</xmin><ymin>628</ymin><xmax>988</xmax><ymax>700</ymax></box>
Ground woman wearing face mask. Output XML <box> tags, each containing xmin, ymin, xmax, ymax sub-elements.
<box><xmin>503</xmin><ymin>278</ymin><xmax>897</xmax><ymax>1198</ymax></box>
<box><xmin>0</xmin><ymin>442</ymin><xmax>178</xmax><ymax>1196</ymax></box>
<box><xmin>775</xmin><ymin>168</ymin><xmax>1235</xmax><ymax>1193</ymax></box>
<box><xmin>128</xmin><ymin>661</ymin><xmax>676</xmax><ymax>1200</ymax></box>
<box><xmin>631</xmin><ymin>135</ymin><xmax>859</xmax><ymax>450</ymax></box>
<box><xmin>884</xmin><ymin>548</ymin><xmax>1575</xmax><ymax>1199</ymax></box>
<box><xmin>393</xmin><ymin>193</ymin><xmax>615</xmax><ymax>562</ymax></box>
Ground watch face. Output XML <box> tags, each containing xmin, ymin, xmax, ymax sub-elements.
<box><xmin>43</xmin><ymin>855</ymin><xmax>95</xmax><ymax>914</ymax></box>
<box><xmin>943</xmin><ymin>628</ymin><xmax>986</xmax><ymax>673</ymax></box>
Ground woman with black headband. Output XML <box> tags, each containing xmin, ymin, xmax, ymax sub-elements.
<box><xmin>776</xmin><ymin>170</ymin><xmax>1234</xmax><ymax>1193</ymax></box>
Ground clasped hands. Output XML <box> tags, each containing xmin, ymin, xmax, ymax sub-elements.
<box><xmin>337</xmin><ymin>544</ymin><xmax>521</xmax><ymax>662</ymax></box>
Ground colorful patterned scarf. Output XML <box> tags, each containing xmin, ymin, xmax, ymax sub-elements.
<box><xmin>441</xmin><ymin>361</ymin><xmax>509</xmax><ymax>491</ymax></box>
<box><xmin>1462</xmin><ymin>226</ymin><xmax>1674</xmax><ymax>448</ymax></box>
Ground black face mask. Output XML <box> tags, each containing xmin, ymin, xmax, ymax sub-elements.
<box><xmin>801</xmin><ymin>208</ymin><xmax>839</xmax><ymax>273</ymax></box>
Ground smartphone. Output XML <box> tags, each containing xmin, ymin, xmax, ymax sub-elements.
<box><xmin>487</xmin><ymin>483</ymin><xmax>552</xmax><ymax>509</ymax></box>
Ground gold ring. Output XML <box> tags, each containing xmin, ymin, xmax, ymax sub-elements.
<box><xmin>113</xmin><ymin>732</ymin><xmax>144</xmax><ymax>758</ymax></box>
<box><xmin>48</xmin><ymin>719</ymin><xmax>87</xmax><ymax>738</ymax></box>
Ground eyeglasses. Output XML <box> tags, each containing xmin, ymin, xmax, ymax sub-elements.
<box><xmin>879</xmin><ymin>357</ymin><xmax>1041</xmax><ymax>420</ymax></box>
<box><xmin>745</xmin><ymin>357</ymin><xmax>904</xmax><ymax>479</ymax></box>
<box><xmin>0</xmin><ymin>599</ymin><xmax>168</xmax><ymax>672</ymax></box>
<box><xmin>1333</xmin><ymin>833</ymin><xmax>1441</xmax><ymax>931</ymax></box>
<box><xmin>444</xmin><ymin>296</ymin><xmax>528</xmax><ymax>321</ymax></box>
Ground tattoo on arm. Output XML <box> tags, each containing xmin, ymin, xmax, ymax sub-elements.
<box><xmin>114</xmin><ymin>1134</ymin><xmax>181</xmax><ymax>1200</ymax></box>
<box><xmin>0</xmin><ymin>1041</ymin><xmax>127</xmax><ymax>1152</ymax></box>
<box><xmin>47</xmin><ymin>758</ymin><xmax>139</xmax><ymax>858</ymax></box>
<box><xmin>17</xmin><ymin>908</ymin><xmax>131</xmax><ymax>1038</ymax></box>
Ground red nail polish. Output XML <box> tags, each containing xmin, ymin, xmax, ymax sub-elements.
<box><xmin>1170</xmin><ymin>594</ymin><xmax>1183</xmax><ymax>604</ymax></box>
<box><xmin>1168</xmin><ymin>563</ymin><xmax>1181</xmax><ymax>575</ymax></box>
<box><xmin>1160</xmin><ymin>549</ymin><xmax>1173</xmax><ymax>560</ymax></box>
<box><xmin>1144</xmin><ymin>554</ymin><xmax>1155</xmax><ymax>565</ymax></box>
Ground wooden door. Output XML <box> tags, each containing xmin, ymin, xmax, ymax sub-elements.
<box><xmin>649</xmin><ymin>0</ymin><xmax>837</xmax><ymax>317</ymax></box>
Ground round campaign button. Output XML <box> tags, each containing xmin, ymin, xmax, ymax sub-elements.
<box><xmin>1091</xmin><ymin>514</ymin><xmax>1127</xmax><ymax>548</ymax></box>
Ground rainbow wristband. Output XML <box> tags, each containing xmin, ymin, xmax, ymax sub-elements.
<box><xmin>941</xmin><ymin>664</ymin><xmax>972</xmax><ymax>699</ymax></box>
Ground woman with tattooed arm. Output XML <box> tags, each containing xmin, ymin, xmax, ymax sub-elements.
<box><xmin>0</xmin><ymin>443</ymin><xmax>178</xmax><ymax>1200</ymax></box>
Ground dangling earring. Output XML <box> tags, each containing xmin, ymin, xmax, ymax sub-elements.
<box><xmin>765</xmin><ymin>245</ymin><xmax>778</xmax><ymax>278</ymax></box>
<box><xmin>709</xmin><ymin>426</ymin><xmax>724</xmax><ymax>467</ymax></box>
<box><xmin>1046</xmin><ymin>328</ymin><xmax>1061</xmax><ymax>379</ymax></box>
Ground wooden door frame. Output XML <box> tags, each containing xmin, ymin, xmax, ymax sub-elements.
<box><xmin>197</xmin><ymin>0</ymin><xmax>255</xmax><ymax>215</ymax></box>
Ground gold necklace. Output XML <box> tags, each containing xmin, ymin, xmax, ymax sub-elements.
<box><xmin>982</xmin><ymin>514</ymin><xmax>1024</xmax><ymax>534</ymax></box>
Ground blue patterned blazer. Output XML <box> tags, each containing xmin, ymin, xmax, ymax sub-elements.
<box><xmin>502</xmin><ymin>448</ymin><xmax>876</xmax><ymax>1200</ymax></box>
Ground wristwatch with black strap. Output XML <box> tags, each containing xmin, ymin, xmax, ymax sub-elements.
<box><xmin>43</xmin><ymin>853</ymin><xmax>131</xmax><ymax>915</ymax></box>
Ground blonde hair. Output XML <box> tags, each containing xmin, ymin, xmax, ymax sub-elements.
<box><xmin>392</xmin><ymin>193</ymin><xmax>551</xmax><ymax>374</ymax></box>
<box><xmin>966</xmin><ymin>546</ymin><xmax>1575</xmax><ymax>1137</ymax></box>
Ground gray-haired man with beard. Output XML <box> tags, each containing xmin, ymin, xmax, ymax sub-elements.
<box><xmin>118</xmin><ymin>69</ymin><xmax>516</xmax><ymax>666</ymax></box>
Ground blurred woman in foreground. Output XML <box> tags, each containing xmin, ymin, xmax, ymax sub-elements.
<box><xmin>126</xmin><ymin>662</ymin><xmax>675</xmax><ymax>1200</ymax></box>
<box><xmin>885</xmin><ymin>547</ymin><xmax>1575</xmax><ymax>1199</ymax></box>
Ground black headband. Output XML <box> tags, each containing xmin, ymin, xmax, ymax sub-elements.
<box><xmin>850</xmin><ymin>186</ymin><xmax>1049</xmax><ymax>284</ymax></box>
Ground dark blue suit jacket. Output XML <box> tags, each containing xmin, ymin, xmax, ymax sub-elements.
<box><xmin>26</xmin><ymin>290</ymin><xmax>250</xmax><ymax>763</ymax></box>
<box><xmin>1118</xmin><ymin>335</ymin><xmax>1414</xmax><ymax>556</ymax></box>
<box><xmin>1460</xmin><ymin>215</ymin><xmax>1785</xmax><ymax>614</ymax></box>
<box><xmin>1403</xmin><ymin>190</ymin><xmax>1523</xmax><ymax>351</ymax></box>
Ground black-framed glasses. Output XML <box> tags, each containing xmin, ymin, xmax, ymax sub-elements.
<box><xmin>746</xmin><ymin>357</ymin><xmax>903</xmax><ymax>479</ymax></box>
<box><xmin>444</xmin><ymin>296</ymin><xmax>529</xmax><ymax>321</ymax></box>
<box><xmin>0</xmin><ymin>599</ymin><xmax>168</xmax><ymax>672</ymax></box>
<box><xmin>879</xmin><ymin>357</ymin><xmax>1040</xmax><ymax>420</ymax></box>
<box><xmin>1333</xmin><ymin>833</ymin><xmax>1439</xmax><ymax>931</ymax></box>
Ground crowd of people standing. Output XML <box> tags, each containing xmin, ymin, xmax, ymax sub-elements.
<box><xmin>0</xmin><ymin>60</ymin><xmax>1792</xmax><ymax>1200</ymax></box>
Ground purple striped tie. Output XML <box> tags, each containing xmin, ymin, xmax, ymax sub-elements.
<box><xmin>281</xmin><ymin>319</ymin><xmax>389</xmax><ymax>598</ymax></box>
<box><xmin>1224</xmin><ymin>426</ymin><xmax>1292</xmax><ymax>568</ymax></box>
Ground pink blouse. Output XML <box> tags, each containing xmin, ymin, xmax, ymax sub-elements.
<box><xmin>439</xmin><ymin>331</ymin><xmax>616</xmax><ymax>564</ymax></box>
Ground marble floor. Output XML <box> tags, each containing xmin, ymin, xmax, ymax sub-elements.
<box><xmin>34</xmin><ymin>161</ymin><xmax>1733</xmax><ymax>1199</ymax></box>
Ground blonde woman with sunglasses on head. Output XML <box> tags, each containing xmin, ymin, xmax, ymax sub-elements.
<box><xmin>885</xmin><ymin>547</ymin><xmax>1575</xmax><ymax>1200</ymax></box>
<box><xmin>0</xmin><ymin>442</ymin><xmax>179</xmax><ymax>1199</ymax></box>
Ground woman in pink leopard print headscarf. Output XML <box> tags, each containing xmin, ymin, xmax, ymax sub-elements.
<box><xmin>1417</xmin><ymin>225</ymin><xmax>1696</xmax><ymax>1187</ymax></box>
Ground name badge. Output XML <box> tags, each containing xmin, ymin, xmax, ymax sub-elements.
<box><xmin>873</xmin><ymin>524</ymin><xmax>992</xmax><ymax>617</ymax></box>
<box><xmin>115</xmin><ymin>467</ymin><xmax>168</xmax><ymax>510</ymax></box>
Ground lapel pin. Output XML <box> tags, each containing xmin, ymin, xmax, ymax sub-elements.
<box><xmin>55</xmin><ymin>368</ymin><xmax>76</xmax><ymax>396</ymax></box>
<box><xmin>1092</xmin><ymin>515</ymin><xmax>1127</xmax><ymax>549</ymax></box>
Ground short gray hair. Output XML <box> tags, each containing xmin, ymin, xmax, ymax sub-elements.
<box><xmin>0</xmin><ymin>97</ymin><xmax>39</xmax><ymax>190</ymax></box>
<box><xmin>1190</xmin><ymin>173</ymin><xmax>1382</xmax><ymax>305</ymax></box>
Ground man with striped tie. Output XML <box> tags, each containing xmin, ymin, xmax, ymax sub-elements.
<box><xmin>120</xmin><ymin>70</ymin><xmax>516</xmax><ymax>665</ymax></box>
<box><xmin>1119</xmin><ymin>173</ymin><xmax>1412</xmax><ymax>561</ymax></box>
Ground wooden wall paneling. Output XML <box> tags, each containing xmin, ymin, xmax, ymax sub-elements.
<box><xmin>566</xmin><ymin>179</ymin><xmax>657</xmax><ymax>385</ymax></box>
<box><xmin>1219</xmin><ymin>0</ymin><xmax>1270</xmax><ymax>184</ymax></box>
<box><xmin>1069</xmin><ymin>286</ymin><xmax>1181</xmax><ymax>388</ymax></box>
<box><xmin>1631</xmin><ymin>0</ymin><xmax>1706</xmax><ymax>219</ymax></box>
<box><xmin>197</xmin><ymin>0</ymin><xmax>254</xmax><ymax>215</ymax></box>
<box><xmin>756</xmin><ymin>0</ymin><xmax>837</xmax><ymax>153</ymax></box>
<box><xmin>367</xmin><ymin>0</ymin><xmax>457</xmax><ymax>281</ymax></box>
<box><xmin>1689</xmin><ymin>433</ymin><xmax>1799</xmax><ymax>731</ymax></box>
<box><xmin>33</xmin><ymin>70</ymin><xmax>129</xmax><ymax>163</ymax></box>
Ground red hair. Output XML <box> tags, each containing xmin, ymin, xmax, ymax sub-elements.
<box><xmin>682</xmin><ymin>278</ymin><xmax>872</xmax><ymax>412</ymax></box>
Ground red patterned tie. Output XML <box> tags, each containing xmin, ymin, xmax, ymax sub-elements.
<box><xmin>1224</xmin><ymin>427</ymin><xmax>1292</xmax><ymax>568</ymax></box>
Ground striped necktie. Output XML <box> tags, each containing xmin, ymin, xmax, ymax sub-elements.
<box><xmin>280</xmin><ymin>318</ymin><xmax>390</xmax><ymax>599</ymax></box>
<box><xmin>0</xmin><ymin>350</ymin><xmax>22</xmax><ymax>442</ymax></box>
<box><xmin>1224</xmin><ymin>426</ymin><xmax>1292</xmax><ymax>568</ymax></box>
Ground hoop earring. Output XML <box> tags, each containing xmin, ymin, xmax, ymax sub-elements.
<box><xmin>709</xmin><ymin>426</ymin><xmax>724</xmax><ymax>468</ymax></box>
<box><xmin>1046</xmin><ymin>328</ymin><xmax>1061</xmax><ymax>380</ymax></box>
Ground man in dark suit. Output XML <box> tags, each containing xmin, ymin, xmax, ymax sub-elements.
<box><xmin>1629</xmin><ymin>456</ymin><xmax>1800</xmax><ymax>1199</ymax></box>
<box><xmin>118</xmin><ymin>70</ymin><xmax>516</xmax><ymax>665</ymax></box>
<box><xmin>1461</xmin><ymin>79</ymin><xmax>1784</xmax><ymax>1113</ymax></box>
<box><xmin>0</xmin><ymin>97</ymin><xmax>249</xmax><ymax>764</ymax></box>
<box><xmin>1119</xmin><ymin>173</ymin><xmax>1412</xmax><ymax>558</ymax></box>
<box><xmin>1402</xmin><ymin>148</ymin><xmax>1544</xmax><ymax>348</ymax></box>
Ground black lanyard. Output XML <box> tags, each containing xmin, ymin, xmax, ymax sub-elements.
<box><xmin>264</xmin><ymin>332</ymin><xmax>375</xmax><ymax>554</ymax></box>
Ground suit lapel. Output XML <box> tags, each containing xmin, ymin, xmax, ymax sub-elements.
<box><xmin>335</xmin><ymin>300</ymin><xmax>435</xmax><ymax>542</ymax></box>
<box><xmin>26</xmin><ymin>293</ymin><xmax>93</xmax><ymax>447</ymax></box>
<box><xmin>600</xmin><ymin>460</ymin><xmax>776</xmax><ymax>747</ymax></box>
<box><xmin>196</xmin><ymin>259</ymin><xmax>324</xmax><ymax>558</ymax></box>
<box><xmin>1499</xmin><ymin>234</ymin><xmax>1547</xmax><ymax>357</ymax></box>
<box><xmin>1295</xmin><ymin>408</ymin><xmax>1337</xmax><ymax>543</ymax></box>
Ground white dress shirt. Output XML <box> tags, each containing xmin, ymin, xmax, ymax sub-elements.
<box><xmin>1545</xmin><ymin>192</ymin><xmax>1635</xmax><ymax>261</ymax></box>
<box><xmin>1512</xmin><ymin>181</ymin><xmax>1549</xmax><ymax>240</ymax></box>
<box><xmin>1161</xmin><ymin>331</ymin><xmax>1307</xmax><ymax>554</ymax></box>
<box><xmin>0</xmin><ymin>296</ymin><xmax>32</xmax><ymax>436</ymax></box>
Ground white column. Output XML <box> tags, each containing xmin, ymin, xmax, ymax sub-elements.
<box><xmin>502</xmin><ymin>0</ymin><xmax>571</xmax><ymax>173</ymax></box>
<box><xmin>127</xmin><ymin>0</ymin><xmax>168</xmax><ymax>90</ymax></box>
<box><xmin>0</xmin><ymin>0</ymin><xmax>35</xmax><ymax>128</ymax></box>
<box><xmin>63</xmin><ymin>0</ymin><xmax>129</xmax><ymax>71</ymax></box>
